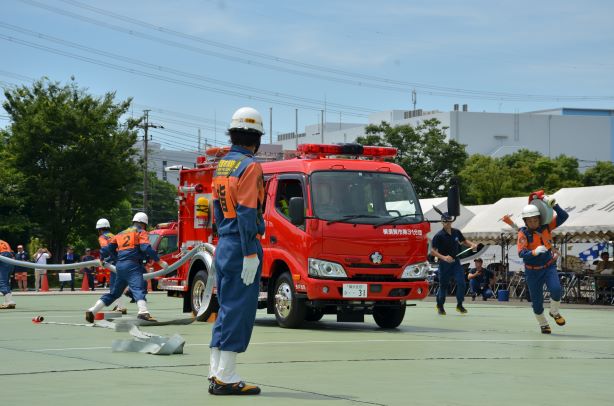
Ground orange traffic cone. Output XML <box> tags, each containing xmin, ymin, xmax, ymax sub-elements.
<box><xmin>40</xmin><ymin>273</ymin><xmax>49</xmax><ymax>292</ymax></box>
<box><xmin>81</xmin><ymin>272</ymin><xmax>90</xmax><ymax>291</ymax></box>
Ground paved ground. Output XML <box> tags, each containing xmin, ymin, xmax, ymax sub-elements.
<box><xmin>1</xmin><ymin>292</ymin><xmax>612</xmax><ymax>406</ymax></box>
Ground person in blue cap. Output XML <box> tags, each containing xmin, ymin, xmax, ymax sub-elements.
<box><xmin>430</xmin><ymin>212</ymin><xmax>477</xmax><ymax>315</ymax></box>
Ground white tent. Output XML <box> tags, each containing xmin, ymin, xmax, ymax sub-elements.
<box><xmin>419</xmin><ymin>197</ymin><xmax>475</xmax><ymax>240</ymax></box>
<box><xmin>466</xmin><ymin>204</ymin><xmax>490</xmax><ymax>216</ymax></box>
<box><xmin>551</xmin><ymin>185</ymin><xmax>614</xmax><ymax>242</ymax></box>
<box><xmin>460</xmin><ymin>196</ymin><xmax>527</xmax><ymax>244</ymax></box>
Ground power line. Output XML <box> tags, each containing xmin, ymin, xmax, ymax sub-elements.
<box><xmin>0</xmin><ymin>70</ymin><xmax>230</xmax><ymax>139</ymax></box>
<box><xmin>0</xmin><ymin>22</ymin><xmax>375</xmax><ymax>114</ymax></box>
<box><xmin>22</xmin><ymin>0</ymin><xmax>614</xmax><ymax>102</ymax></box>
<box><xmin>0</xmin><ymin>32</ymin><xmax>371</xmax><ymax>116</ymax></box>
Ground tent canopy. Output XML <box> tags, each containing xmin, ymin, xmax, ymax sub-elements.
<box><xmin>419</xmin><ymin>197</ymin><xmax>475</xmax><ymax>240</ymax></box>
<box><xmin>459</xmin><ymin>186</ymin><xmax>614</xmax><ymax>244</ymax></box>
<box><xmin>551</xmin><ymin>185</ymin><xmax>614</xmax><ymax>242</ymax></box>
<box><xmin>460</xmin><ymin>196</ymin><xmax>527</xmax><ymax>244</ymax></box>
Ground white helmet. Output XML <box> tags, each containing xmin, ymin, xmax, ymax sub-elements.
<box><xmin>132</xmin><ymin>212</ymin><xmax>149</xmax><ymax>225</ymax></box>
<box><xmin>521</xmin><ymin>204</ymin><xmax>540</xmax><ymax>219</ymax></box>
<box><xmin>96</xmin><ymin>218</ymin><xmax>110</xmax><ymax>229</ymax></box>
<box><xmin>229</xmin><ymin>107</ymin><xmax>264</xmax><ymax>135</ymax></box>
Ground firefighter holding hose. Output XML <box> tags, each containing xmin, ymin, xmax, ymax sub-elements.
<box><xmin>85</xmin><ymin>213</ymin><xmax>167</xmax><ymax>322</ymax></box>
<box><xmin>517</xmin><ymin>194</ymin><xmax>569</xmax><ymax>334</ymax></box>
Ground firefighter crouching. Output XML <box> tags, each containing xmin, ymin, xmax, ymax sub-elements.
<box><xmin>85</xmin><ymin>213</ymin><xmax>167</xmax><ymax>323</ymax></box>
<box><xmin>208</xmin><ymin>107</ymin><xmax>265</xmax><ymax>396</ymax></box>
<box><xmin>517</xmin><ymin>195</ymin><xmax>569</xmax><ymax>334</ymax></box>
<box><xmin>0</xmin><ymin>240</ymin><xmax>16</xmax><ymax>309</ymax></box>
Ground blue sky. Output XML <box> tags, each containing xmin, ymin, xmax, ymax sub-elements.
<box><xmin>2</xmin><ymin>0</ymin><xmax>614</xmax><ymax>154</ymax></box>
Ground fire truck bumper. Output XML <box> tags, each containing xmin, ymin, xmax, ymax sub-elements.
<box><xmin>158</xmin><ymin>277</ymin><xmax>189</xmax><ymax>292</ymax></box>
<box><xmin>303</xmin><ymin>279</ymin><xmax>429</xmax><ymax>301</ymax></box>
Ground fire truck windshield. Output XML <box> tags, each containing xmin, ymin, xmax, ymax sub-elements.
<box><xmin>148</xmin><ymin>234</ymin><xmax>160</xmax><ymax>247</ymax></box>
<box><xmin>310</xmin><ymin>171</ymin><xmax>423</xmax><ymax>224</ymax></box>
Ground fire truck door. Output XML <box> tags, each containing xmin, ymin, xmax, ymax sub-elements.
<box><xmin>260</xmin><ymin>176</ymin><xmax>275</xmax><ymax>278</ymax></box>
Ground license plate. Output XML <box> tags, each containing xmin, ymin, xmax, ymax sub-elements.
<box><xmin>342</xmin><ymin>283</ymin><xmax>368</xmax><ymax>298</ymax></box>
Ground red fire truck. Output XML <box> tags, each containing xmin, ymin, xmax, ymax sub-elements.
<box><xmin>154</xmin><ymin>143</ymin><xmax>459</xmax><ymax>328</ymax></box>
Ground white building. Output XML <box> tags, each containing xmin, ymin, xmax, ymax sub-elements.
<box><xmin>275</xmin><ymin>107</ymin><xmax>614</xmax><ymax>164</ymax></box>
<box><xmin>135</xmin><ymin>141</ymin><xmax>283</xmax><ymax>186</ymax></box>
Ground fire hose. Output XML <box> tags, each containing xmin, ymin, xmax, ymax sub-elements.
<box><xmin>0</xmin><ymin>243</ymin><xmax>214</xmax><ymax>280</ymax></box>
<box><xmin>5</xmin><ymin>244</ymin><xmax>217</xmax><ymax>356</ymax></box>
<box><xmin>0</xmin><ymin>256</ymin><xmax>101</xmax><ymax>271</ymax></box>
<box><xmin>100</xmin><ymin>242</ymin><xmax>213</xmax><ymax>280</ymax></box>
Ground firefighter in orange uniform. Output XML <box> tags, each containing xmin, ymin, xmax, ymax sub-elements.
<box><xmin>85</xmin><ymin>213</ymin><xmax>167</xmax><ymax>322</ymax></box>
<box><xmin>0</xmin><ymin>240</ymin><xmax>16</xmax><ymax>309</ymax></box>
<box><xmin>96</xmin><ymin>218</ymin><xmax>127</xmax><ymax>313</ymax></box>
<box><xmin>517</xmin><ymin>195</ymin><xmax>569</xmax><ymax>334</ymax></box>
<box><xmin>208</xmin><ymin>107</ymin><xmax>265</xmax><ymax>396</ymax></box>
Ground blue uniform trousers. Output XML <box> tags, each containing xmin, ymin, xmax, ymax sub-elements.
<box><xmin>210</xmin><ymin>236</ymin><xmax>262</xmax><ymax>353</ymax></box>
<box><xmin>470</xmin><ymin>279</ymin><xmax>493</xmax><ymax>299</ymax></box>
<box><xmin>100</xmin><ymin>261</ymin><xmax>148</xmax><ymax>306</ymax></box>
<box><xmin>437</xmin><ymin>260</ymin><xmax>466</xmax><ymax>306</ymax></box>
<box><xmin>524</xmin><ymin>264</ymin><xmax>561</xmax><ymax>315</ymax></box>
<box><xmin>0</xmin><ymin>263</ymin><xmax>14</xmax><ymax>296</ymax></box>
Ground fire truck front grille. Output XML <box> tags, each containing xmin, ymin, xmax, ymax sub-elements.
<box><xmin>349</xmin><ymin>274</ymin><xmax>398</xmax><ymax>282</ymax></box>
<box><xmin>349</xmin><ymin>263</ymin><xmax>402</xmax><ymax>269</ymax></box>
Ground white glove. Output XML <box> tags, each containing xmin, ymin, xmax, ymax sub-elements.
<box><xmin>542</xmin><ymin>195</ymin><xmax>556</xmax><ymax>207</ymax></box>
<box><xmin>158</xmin><ymin>260</ymin><xmax>169</xmax><ymax>270</ymax></box>
<box><xmin>534</xmin><ymin>245</ymin><xmax>548</xmax><ymax>255</ymax></box>
<box><xmin>241</xmin><ymin>255</ymin><xmax>260</xmax><ymax>286</ymax></box>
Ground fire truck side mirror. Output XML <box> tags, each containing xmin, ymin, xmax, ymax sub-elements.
<box><xmin>289</xmin><ymin>197</ymin><xmax>305</xmax><ymax>226</ymax></box>
<box><xmin>447</xmin><ymin>178</ymin><xmax>460</xmax><ymax>217</ymax></box>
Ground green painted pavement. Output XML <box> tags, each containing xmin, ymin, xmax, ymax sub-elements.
<box><xmin>1</xmin><ymin>294</ymin><xmax>612</xmax><ymax>405</ymax></box>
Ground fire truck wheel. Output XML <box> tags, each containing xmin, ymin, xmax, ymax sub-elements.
<box><xmin>304</xmin><ymin>308</ymin><xmax>324</xmax><ymax>322</ymax></box>
<box><xmin>274</xmin><ymin>272</ymin><xmax>306</xmax><ymax>328</ymax></box>
<box><xmin>372</xmin><ymin>302</ymin><xmax>406</xmax><ymax>329</ymax></box>
<box><xmin>191</xmin><ymin>270</ymin><xmax>219</xmax><ymax>322</ymax></box>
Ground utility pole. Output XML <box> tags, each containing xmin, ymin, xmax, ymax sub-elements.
<box><xmin>412</xmin><ymin>88</ymin><xmax>417</xmax><ymax>112</ymax></box>
<box><xmin>269</xmin><ymin>107</ymin><xmax>273</xmax><ymax>144</ymax></box>
<box><xmin>139</xmin><ymin>110</ymin><xmax>163</xmax><ymax>216</ymax></box>
<box><xmin>320</xmin><ymin>109</ymin><xmax>324</xmax><ymax>143</ymax></box>
<box><xmin>295</xmin><ymin>108</ymin><xmax>298</xmax><ymax>149</ymax></box>
<box><xmin>198</xmin><ymin>128</ymin><xmax>201</xmax><ymax>154</ymax></box>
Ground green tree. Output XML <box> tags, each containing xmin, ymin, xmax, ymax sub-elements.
<box><xmin>356</xmin><ymin>119</ymin><xmax>468</xmax><ymax>198</ymax></box>
<box><xmin>129</xmin><ymin>171</ymin><xmax>178</xmax><ymax>228</ymax></box>
<box><xmin>146</xmin><ymin>172</ymin><xmax>178</xmax><ymax>226</ymax></box>
<box><xmin>459</xmin><ymin>154</ymin><xmax>515</xmax><ymax>204</ymax></box>
<box><xmin>583</xmin><ymin>161</ymin><xmax>614</xmax><ymax>186</ymax></box>
<box><xmin>461</xmin><ymin>149</ymin><xmax>582</xmax><ymax>204</ymax></box>
<box><xmin>0</xmin><ymin>137</ymin><xmax>30</xmax><ymax>244</ymax></box>
<box><xmin>1</xmin><ymin>78</ymin><xmax>140</xmax><ymax>257</ymax></box>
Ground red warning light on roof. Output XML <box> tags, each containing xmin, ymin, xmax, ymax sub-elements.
<box><xmin>297</xmin><ymin>143</ymin><xmax>397</xmax><ymax>159</ymax></box>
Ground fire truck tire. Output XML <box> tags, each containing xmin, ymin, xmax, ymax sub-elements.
<box><xmin>304</xmin><ymin>308</ymin><xmax>324</xmax><ymax>322</ymax></box>
<box><xmin>273</xmin><ymin>272</ymin><xmax>306</xmax><ymax>328</ymax></box>
<box><xmin>191</xmin><ymin>270</ymin><xmax>219</xmax><ymax>322</ymax></box>
<box><xmin>372</xmin><ymin>301</ymin><xmax>406</xmax><ymax>329</ymax></box>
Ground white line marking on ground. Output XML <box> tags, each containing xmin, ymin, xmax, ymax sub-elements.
<box><xmin>245</xmin><ymin>338</ymin><xmax>614</xmax><ymax>345</ymax></box>
<box><xmin>28</xmin><ymin>338</ymin><xmax>614</xmax><ymax>352</ymax></box>
<box><xmin>32</xmin><ymin>346</ymin><xmax>111</xmax><ymax>351</ymax></box>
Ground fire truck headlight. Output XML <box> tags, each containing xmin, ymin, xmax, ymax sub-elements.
<box><xmin>401</xmin><ymin>261</ymin><xmax>429</xmax><ymax>280</ymax></box>
<box><xmin>308</xmin><ymin>258</ymin><xmax>347</xmax><ymax>279</ymax></box>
